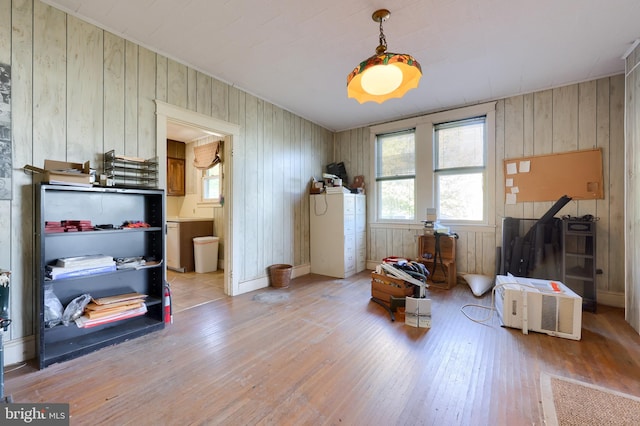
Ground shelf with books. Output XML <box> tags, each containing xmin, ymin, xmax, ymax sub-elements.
<box><xmin>45</xmin><ymin>227</ymin><xmax>164</xmax><ymax>237</ymax></box>
<box><xmin>36</xmin><ymin>184</ymin><xmax>165</xmax><ymax>369</ymax></box>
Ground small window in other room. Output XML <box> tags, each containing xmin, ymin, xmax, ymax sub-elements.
<box><xmin>375</xmin><ymin>130</ymin><xmax>416</xmax><ymax>221</ymax></box>
<box><xmin>434</xmin><ymin>117</ymin><xmax>486</xmax><ymax>222</ymax></box>
<box><xmin>201</xmin><ymin>163</ymin><xmax>222</xmax><ymax>204</ymax></box>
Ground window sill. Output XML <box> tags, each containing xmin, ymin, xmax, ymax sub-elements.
<box><xmin>197</xmin><ymin>201</ymin><xmax>222</xmax><ymax>208</ymax></box>
<box><xmin>370</xmin><ymin>221</ymin><xmax>496</xmax><ymax>233</ymax></box>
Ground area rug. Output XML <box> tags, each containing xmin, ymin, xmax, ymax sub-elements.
<box><xmin>540</xmin><ymin>371</ymin><xmax>640</xmax><ymax>425</ymax></box>
<box><xmin>252</xmin><ymin>292</ymin><xmax>290</xmax><ymax>304</ymax></box>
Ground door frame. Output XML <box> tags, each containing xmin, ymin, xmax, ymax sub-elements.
<box><xmin>155</xmin><ymin>100</ymin><xmax>240</xmax><ymax>296</ymax></box>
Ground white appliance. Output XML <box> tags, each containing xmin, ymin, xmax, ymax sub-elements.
<box><xmin>494</xmin><ymin>275</ymin><xmax>582</xmax><ymax>340</ymax></box>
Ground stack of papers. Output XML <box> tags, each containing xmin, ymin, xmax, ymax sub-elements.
<box><xmin>75</xmin><ymin>291</ymin><xmax>148</xmax><ymax>328</ymax></box>
<box><xmin>46</xmin><ymin>255</ymin><xmax>116</xmax><ymax>280</ymax></box>
<box><xmin>325</xmin><ymin>186</ymin><xmax>350</xmax><ymax>194</ymax></box>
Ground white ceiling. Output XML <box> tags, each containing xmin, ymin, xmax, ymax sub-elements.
<box><xmin>43</xmin><ymin>0</ymin><xmax>640</xmax><ymax>132</ymax></box>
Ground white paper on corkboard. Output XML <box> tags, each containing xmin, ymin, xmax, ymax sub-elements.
<box><xmin>503</xmin><ymin>148</ymin><xmax>603</xmax><ymax>202</ymax></box>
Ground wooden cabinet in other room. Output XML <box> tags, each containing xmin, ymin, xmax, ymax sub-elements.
<box><xmin>310</xmin><ymin>192</ymin><xmax>366</xmax><ymax>278</ymax></box>
<box><xmin>167</xmin><ymin>157</ymin><xmax>185</xmax><ymax>196</ymax></box>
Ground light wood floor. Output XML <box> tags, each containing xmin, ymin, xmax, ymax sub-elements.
<box><xmin>166</xmin><ymin>269</ymin><xmax>226</xmax><ymax>313</ymax></box>
<box><xmin>5</xmin><ymin>271</ymin><xmax>640</xmax><ymax>425</ymax></box>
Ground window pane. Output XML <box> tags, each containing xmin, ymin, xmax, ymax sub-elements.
<box><xmin>203</xmin><ymin>177</ymin><xmax>219</xmax><ymax>199</ymax></box>
<box><xmin>379</xmin><ymin>179</ymin><xmax>414</xmax><ymax>220</ymax></box>
<box><xmin>438</xmin><ymin>173</ymin><xmax>483</xmax><ymax>221</ymax></box>
<box><xmin>202</xmin><ymin>164</ymin><xmax>221</xmax><ymax>201</ymax></box>
<box><xmin>436</xmin><ymin>120</ymin><xmax>484</xmax><ymax>169</ymax></box>
<box><xmin>377</xmin><ymin>132</ymin><xmax>415</xmax><ymax>177</ymax></box>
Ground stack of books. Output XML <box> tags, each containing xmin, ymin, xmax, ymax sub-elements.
<box><xmin>61</xmin><ymin>220</ymin><xmax>94</xmax><ymax>232</ymax></box>
<box><xmin>46</xmin><ymin>255</ymin><xmax>116</xmax><ymax>280</ymax></box>
<box><xmin>75</xmin><ymin>291</ymin><xmax>148</xmax><ymax>328</ymax></box>
<box><xmin>44</xmin><ymin>221</ymin><xmax>65</xmax><ymax>233</ymax></box>
<box><xmin>44</xmin><ymin>220</ymin><xmax>94</xmax><ymax>233</ymax></box>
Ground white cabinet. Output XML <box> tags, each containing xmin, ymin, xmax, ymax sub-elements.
<box><xmin>310</xmin><ymin>193</ymin><xmax>366</xmax><ymax>278</ymax></box>
<box><xmin>355</xmin><ymin>194</ymin><xmax>366</xmax><ymax>272</ymax></box>
<box><xmin>166</xmin><ymin>222</ymin><xmax>180</xmax><ymax>270</ymax></box>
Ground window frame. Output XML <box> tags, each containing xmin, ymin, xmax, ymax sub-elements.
<box><xmin>374</xmin><ymin>129</ymin><xmax>417</xmax><ymax>222</ymax></box>
<box><xmin>433</xmin><ymin>116</ymin><xmax>488</xmax><ymax>223</ymax></box>
<box><xmin>200</xmin><ymin>162</ymin><xmax>222</xmax><ymax>206</ymax></box>
<box><xmin>369</xmin><ymin>102</ymin><xmax>496</xmax><ymax>229</ymax></box>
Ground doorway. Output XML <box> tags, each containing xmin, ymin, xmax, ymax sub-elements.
<box><xmin>155</xmin><ymin>101</ymin><xmax>240</xmax><ymax>297</ymax></box>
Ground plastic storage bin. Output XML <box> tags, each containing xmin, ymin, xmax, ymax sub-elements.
<box><xmin>193</xmin><ymin>236</ymin><xmax>219</xmax><ymax>273</ymax></box>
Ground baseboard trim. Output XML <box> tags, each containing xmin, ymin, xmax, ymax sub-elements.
<box><xmin>366</xmin><ymin>260</ymin><xmax>379</xmax><ymax>271</ymax></box>
<box><xmin>3</xmin><ymin>335</ymin><xmax>36</xmax><ymax>366</ymax></box>
<box><xmin>597</xmin><ymin>290</ymin><xmax>624</xmax><ymax>308</ymax></box>
<box><xmin>237</xmin><ymin>264</ymin><xmax>310</xmax><ymax>295</ymax></box>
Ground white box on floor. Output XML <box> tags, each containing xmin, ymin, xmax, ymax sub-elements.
<box><xmin>405</xmin><ymin>297</ymin><xmax>432</xmax><ymax>328</ymax></box>
<box><xmin>495</xmin><ymin>275</ymin><xmax>582</xmax><ymax>340</ymax></box>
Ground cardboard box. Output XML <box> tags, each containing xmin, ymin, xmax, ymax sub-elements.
<box><xmin>25</xmin><ymin>160</ymin><xmax>91</xmax><ymax>186</ymax></box>
<box><xmin>405</xmin><ymin>297</ymin><xmax>432</xmax><ymax>328</ymax></box>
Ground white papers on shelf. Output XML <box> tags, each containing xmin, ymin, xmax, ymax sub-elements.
<box><xmin>325</xmin><ymin>186</ymin><xmax>350</xmax><ymax>194</ymax></box>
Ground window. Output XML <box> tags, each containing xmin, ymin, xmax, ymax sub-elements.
<box><xmin>375</xmin><ymin>130</ymin><xmax>416</xmax><ymax>220</ymax></box>
<box><xmin>434</xmin><ymin>117</ymin><xmax>486</xmax><ymax>222</ymax></box>
<box><xmin>201</xmin><ymin>163</ymin><xmax>221</xmax><ymax>203</ymax></box>
<box><xmin>370</xmin><ymin>102</ymin><xmax>495</xmax><ymax>227</ymax></box>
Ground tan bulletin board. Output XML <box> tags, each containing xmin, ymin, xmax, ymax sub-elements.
<box><xmin>503</xmin><ymin>148</ymin><xmax>604</xmax><ymax>203</ymax></box>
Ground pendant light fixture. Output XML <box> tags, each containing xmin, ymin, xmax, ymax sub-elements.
<box><xmin>347</xmin><ymin>9</ymin><xmax>422</xmax><ymax>104</ymax></box>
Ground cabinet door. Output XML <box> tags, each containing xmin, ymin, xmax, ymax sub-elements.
<box><xmin>167</xmin><ymin>157</ymin><xmax>185</xmax><ymax>196</ymax></box>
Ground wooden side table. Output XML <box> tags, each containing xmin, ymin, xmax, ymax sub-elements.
<box><xmin>417</xmin><ymin>233</ymin><xmax>458</xmax><ymax>290</ymax></box>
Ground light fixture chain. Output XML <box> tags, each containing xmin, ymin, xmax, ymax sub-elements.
<box><xmin>378</xmin><ymin>19</ymin><xmax>387</xmax><ymax>52</ymax></box>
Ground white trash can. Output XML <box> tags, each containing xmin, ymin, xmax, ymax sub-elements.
<box><xmin>193</xmin><ymin>236</ymin><xmax>219</xmax><ymax>273</ymax></box>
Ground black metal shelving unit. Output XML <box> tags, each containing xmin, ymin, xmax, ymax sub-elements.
<box><xmin>562</xmin><ymin>218</ymin><xmax>597</xmax><ymax>312</ymax></box>
<box><xmin>36</xmin><ymin>184</ymin><xmax>165</xmax><ymax>369</ymax></box>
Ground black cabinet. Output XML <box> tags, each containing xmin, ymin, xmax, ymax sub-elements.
<box><xmin>36</xmin><ymin>184</ymin><xmax>165</xmax><ymax>368</ymax></box>
<box><xmin>562</xmin><ymin>218</ymin><xmax>597</xmax><ymax>312</ymax></box>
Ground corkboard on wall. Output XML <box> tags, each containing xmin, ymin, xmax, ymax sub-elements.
<box><xmin>503</xmin><ymin>148</ymin><xmax>604</xmax><ymax>203</ymax></box>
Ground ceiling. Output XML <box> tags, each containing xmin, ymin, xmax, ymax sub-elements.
<box><xmin>43</xmin><ymin>0</ymin><xmax>639</xmax><ymax>132</ymax></box>
<box><xmin>166</xmin><ymin>120</ymin><xmax>217</xmax><ymax>143</ymax></box>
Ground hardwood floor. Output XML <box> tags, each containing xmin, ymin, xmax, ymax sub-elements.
<box><xmin>5</xmin><ymin>271</ymin><xmax>640</xmax><ymax>425</ymax></box>
<box><xmin>166</xmin><ymin>269</ymin><xmax>226</xmax><ymax>313</ymax></box>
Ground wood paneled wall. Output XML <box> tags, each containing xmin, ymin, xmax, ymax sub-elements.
<box><xmin>625</xmin><ymin>43</ymin><xmax>640</xmax><ymax>332</ymax></box>
<box><xmin>0</xmin><ymin>0</ymin><xmax>332</xmax><ymax>354</ymax></box>
<box><xmin>0</xmin><ymin>0</ymin><xmax>630</xmax><ymax>362</ymax></box>
<box><xmin>335</xmin><ymin>75</ymin><xmax>626</xmax><ymax>306</ymax></box>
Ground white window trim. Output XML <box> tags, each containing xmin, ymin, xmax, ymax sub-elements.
<box><xmin>199</xmin><ymin>164</ymin><xmax>223</xmax><ymax>206</ymax></box>
<box><xmin>369</xmin><ymin>102</ymin><xmax>496</xmax><ymax>228</ymax></box>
